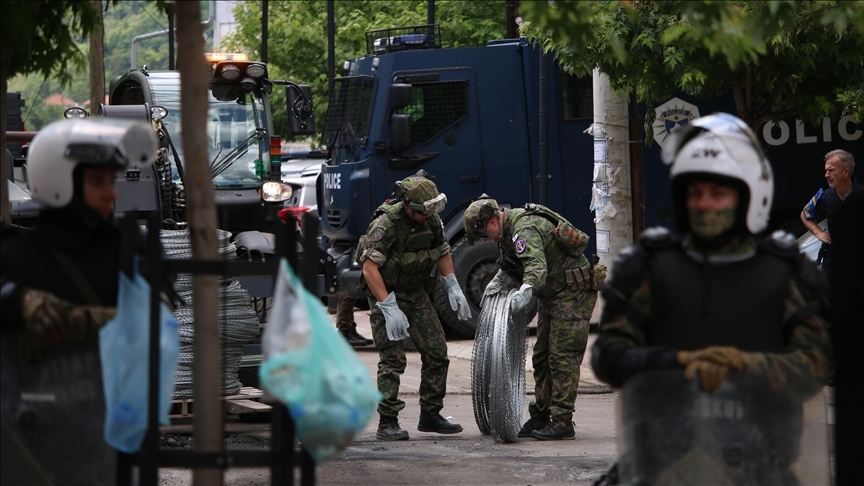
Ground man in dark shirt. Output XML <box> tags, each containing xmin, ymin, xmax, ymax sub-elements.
<box><xmin>800</xmin><ymin>149</ymin><xmax>864</xmax><ymax>284</ymax></box>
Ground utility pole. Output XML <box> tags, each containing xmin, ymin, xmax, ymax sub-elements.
<box><xmin>89</xmin><ymin>0</ymin><xmax>104</xmax><ymax>114</ymax></box>
<box><xmin>590</xmin><ymin>68</ymin><xmax>632</xmax><ymax>276</ymax></box>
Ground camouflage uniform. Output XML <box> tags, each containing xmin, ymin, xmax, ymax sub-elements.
<box><xmin>357</xmin><ymin>200</ymin><xmax>451</xmax><ymax>418</ymax></box>
<box><xmin>592</xmin><ymin>229</ymin><xmax>832</xmax><ymax>396</ymax></box>
<box><xmin>498</xmin><ymin>206</ymin><xmax>597</xmax><ymax>424</ymax></box>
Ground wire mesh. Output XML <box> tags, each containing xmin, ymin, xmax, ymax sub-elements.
<box><xmin>472</xmin><ymin>289</ymin><xmax>529</xmax><ymax>443</ymax></box>
<box><xmin>400</xmin><ymin>81</ymin><xmax>467</xmax><ymax>144</ymax></box>
<box><xmin>160</xmin><ymin>229</ymin><xmax>261</xmax><ymax>398</ymax></box>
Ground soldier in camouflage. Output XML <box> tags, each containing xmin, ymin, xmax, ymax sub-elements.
<box><xmin>356</xmin><ymin>170</ymin><xmax>471</xmax><ymax>441</ymax></box>
<box><xmin>592</xmin><ymin>114</ymin><xmax>832</xmax><ymax>483</ymax></box>
<box><xmin>464</xmin><ymin>196</ymin><xmax>600</xmax><ymax>440</ymax></box>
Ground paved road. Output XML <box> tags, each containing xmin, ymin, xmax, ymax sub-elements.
<box><xmin>159</xmin><ymin>307</ymin><xmax>620</xmax><ymax>485</ymax></box>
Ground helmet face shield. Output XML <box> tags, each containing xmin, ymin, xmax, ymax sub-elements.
<box><xmin>665</xmin><ymin>113</ymin><xmax>773</xmax><ymax>234</ymax></box>
<box><xmin>406</xmin><ymin>191</ymin><xmax>447</xmax><ymax>215</ymax></box>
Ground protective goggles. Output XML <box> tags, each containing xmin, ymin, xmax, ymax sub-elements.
<box><xmin>406</xmin><ymin>192</ymin><xmax>447</xmax><ymax>215</ymax></box>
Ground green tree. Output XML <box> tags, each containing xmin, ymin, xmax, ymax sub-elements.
<box><xmin>520</xmin><ymin>1</ymin><xmax>864</xmax><ymax>142</ymax></box>
<box><xmin>224</xmin><ymin>0</ymin><xmax>507</xmax><ymax>144</ymax></box>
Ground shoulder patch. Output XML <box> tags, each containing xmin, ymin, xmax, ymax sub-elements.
<box><xmin>514</xmin><ymin>238</ymin><xmax>527</xmax><ymax>254</ymax></box>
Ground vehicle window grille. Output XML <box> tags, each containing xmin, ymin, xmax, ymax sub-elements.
<box><xmin>324</xmin><ymin>77</ymin><xmax>376</xmax><ymax>148</ymax></box>
<box><xmin>398</xmin><ymin>80</ymin><xmax>467</xmax><ymax>144</ymax></box>
<box><xmin>325</xmin><ymin>209</ymin><xmax>345</xmax><ymax>229</ymax></box>
<box><xmin>561</xmin><ymin>73</ymin><xmax>593</xmax><ymax>121</ymax></box>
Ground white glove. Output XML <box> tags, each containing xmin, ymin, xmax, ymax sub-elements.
<box><xmin>510</xmin><ymin>283</ymin><xmax>533</xmax><ymax>313</ymax></box>
<box><xmin>442</xmin><ymin>274</ymin><xmax>472</xmax><ymax>321</ymax></box>
<box><xmin>481</xmin><ymin>269</ymin><xmax>507</xmax><ymax>308</ymax></box>
<box><xmin>376</xmin><ymin>292</ymin><xmax>410</xmax><ymax>341</ymax></box>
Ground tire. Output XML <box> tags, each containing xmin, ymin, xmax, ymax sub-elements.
<box><xmin>434</xmin><ymin>239</ymin><xmax>500</xmax><ymax>338</ymax></box>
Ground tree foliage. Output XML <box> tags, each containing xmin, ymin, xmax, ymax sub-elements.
<box><xmin>520</xmin><ymin>1</ymin><xmax>864</xmax><ymax>142</ymax></box>
<box><xmin>224</xmin><ymin>0</ymin><xmax>507</xmax><ymax>145</ymax></box>
<box><xmin>7</xmin><ymin>1</ymin><xmax>213</xmax><ymax>131</ymax></box>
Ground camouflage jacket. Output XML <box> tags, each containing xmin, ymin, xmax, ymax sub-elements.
<box><xmin>356</xmin><ymin>201</ymin><xmax>450</xmax><ymax>293</ymax></box>
<box><xmin>499</xmin><ymin>207</ymin><xmax>591</xmax><ymax>299</ymax></box>
<box><xmin>592</xmin><ymin>227</ymin><xmax>832</xmax><ymax>399</ymax></box>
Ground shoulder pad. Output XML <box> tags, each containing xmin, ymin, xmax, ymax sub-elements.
<box><xmin>371</xmin><ymin>201</ymin><xmax>402</xmax><ymax>222</ymax></box>
<box><xmin>637</xmin><ymin>226</ymin><xmax>680</xmax><ymax>250</ymax></box>
<box><xmin>600</xmin><ymin>244</ymin><xmax>650</xmax><ymax>306</ymax></box>
<box><xmin>758</xmin><ymin>230</ymin><xmax>799</xmax><ymax>259</ymax></box>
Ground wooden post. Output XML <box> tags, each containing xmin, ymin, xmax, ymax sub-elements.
<box><xmin>175</xmin><ymin>2</ymin><xmax>222</xmax><ymax>485</ymax></box>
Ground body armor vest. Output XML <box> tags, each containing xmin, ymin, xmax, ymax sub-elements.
<box><xmin>647</xmin><ymin>247</ymin><xmax>791</xmax><ymax>352</ymax></box>
<box><xmin>359</xmin><ymin>202</ymin><xmax>442</xmax><ymax>292</ymax></box>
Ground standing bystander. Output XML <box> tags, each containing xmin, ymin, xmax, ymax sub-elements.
<box><xmin>800</xmin><ymin>149</ymin><xmax>863</xmax><ymax>284</ymax></box>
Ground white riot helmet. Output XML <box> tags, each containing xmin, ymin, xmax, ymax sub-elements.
<box><xmin>28</xmin><ymin>118</ymin><xmax>157</xmax><ymax>208</ymax></box>
<box><xmin>662</xmin><ymin>112</ymin><xmax>773</xmax><ymax>234</ymax></box>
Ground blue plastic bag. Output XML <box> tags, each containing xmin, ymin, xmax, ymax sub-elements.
<box><xmin>259</xmin><ymin>259</ymin><xmax>381</xmax><ymax>463</ymax></box>
<box><xmin>99</xmin><ymin>262</ymin><xmax>180</xmax><ymax>453</ymax></box>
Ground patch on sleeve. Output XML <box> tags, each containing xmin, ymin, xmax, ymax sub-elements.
<box><xmin>514</xmin><ymin>238</ymin><xmax>527</xmax><ymax>254</ymax></box>
<box><xmin>369</xmin><ymin>227</ymin><xmax>386</xmax><ymax>242</ymax></box>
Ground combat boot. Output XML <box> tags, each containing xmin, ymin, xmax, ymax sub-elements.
<box><xmin>518</xmin><ymin>417</ymin><xmax>551</xmax><ymax>438</ymax></box>
<box><xmin>341</xmin><ymin>327</ymin><xmax>374</xmax><ymax>347</ymax></box>
<box><xmin>531</xmin><ymin>420</ymin><xmax>575</xmax><ymax>440</ymax></box>
<box><xmin>418</xmin><ymin>412</ymin><xmax>463</xmax><ymax>434</ymax></box>
<box><xmin>376</xmin><ymin>416</ymin><xmax>409</xmax><ymax>441</ymax></box>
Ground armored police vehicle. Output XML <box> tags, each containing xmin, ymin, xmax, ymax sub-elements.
<box><xmin>318</xmin><ymin>25</ymin><xmax>862</xmax><ymax>338</ymax></box>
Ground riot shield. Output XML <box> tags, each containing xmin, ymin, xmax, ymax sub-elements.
<box><xmin>616</xmin><ymin>369</ymin><xmax>829</xmax><ymax>486</ymax></box>
<box><xmin>0</xmin><ymin>332</ymin><xmax>116</xmax><ymax>484</ymax></box>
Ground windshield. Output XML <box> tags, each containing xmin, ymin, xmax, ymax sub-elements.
<box><xmin>324</xmin><ymin>76</ymin><xmax>376</xmax><ymax>148</ymax></box>
<box><xmin>149</xmin><ymin>73</ymin><xmax>266</xmax><ymax>190</ymax></box>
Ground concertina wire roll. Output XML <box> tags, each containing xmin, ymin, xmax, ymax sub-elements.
<box><xmin>160</xmin><ymin>229</ymin><xmax>261</xmax><ymax>398</ymax></box>
<box><xmin>471</xmin><ymin>289</ymin><xmax>529</xmax><ymax>443</ymax></box>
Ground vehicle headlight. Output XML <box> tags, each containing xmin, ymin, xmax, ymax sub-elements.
<box><xmin>220</xmin><ymin>64</ymin><xmax>241</xmax><ymax>81</ymax></box>
<box><xmin>246</xmin><ymin>64</ymin><xmax>266</xmax><ymax>78</ymax></box>
<box><xmin>262</xmin><ymin>181</ymin><xmax>293</xmax><ymax>202</ymax></box>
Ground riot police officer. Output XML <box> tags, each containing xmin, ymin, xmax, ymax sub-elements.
<box><xmin>357</xmin><ymin>170</ymin><xmax>470</xmax><ymax>440</ymax></box>
<box><xmin>592</xmin><ymin>113</ymin><xmax>832</xmax><ymax>484</ymax></box>
<box><xmin>1</xmin><ymin>118</ymin><xmax>159</xmax><ymax>483</ymax></box>
<box><xmin>464</xmin><ymin>196</ymin><xmax>601</xmax><ymax>440</ymax></box>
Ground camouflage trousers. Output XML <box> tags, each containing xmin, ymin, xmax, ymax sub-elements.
<box><xmin>367</xmin><ymin>289</ymin><xmax>450</xmax><ymax>418</ymax></box>
<box><xmin>334</xmin><ymin>296</ymin><xmax>356</xmax><ymax>334</ymax></box>
<box><xmin>528</xmin><ymin>288</ymin><xmax>596</xmax><ymax>423</ymax></box>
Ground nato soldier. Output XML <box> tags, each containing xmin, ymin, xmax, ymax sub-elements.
<box><xmin>592</xmin><ymin>113</ymin><xmax>832</xmax><ymax>483</ymax></box>
<box><xmin>464</xmin><ymin>196</ymin><xmax>601</xmax><ymax>440</ymax></box>
<box><xmin>357</xmin><ymin>171</ymin><xmax>471</xmax><ymax>440</ymax></box>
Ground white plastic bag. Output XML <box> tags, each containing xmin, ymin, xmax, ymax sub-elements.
<box><xmin>259</xmin><ymin>259</ymin><xmax>381</xmax><ymax>463</ymax></box>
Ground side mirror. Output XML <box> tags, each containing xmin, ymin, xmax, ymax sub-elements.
<box><xmin>389</xmin><ymin>83</ymin><xmax>412</xmax><ymax>109</ymax></box>
<box><xmin>287</xmin><ymin>84</ymin><xmax>315</xmax><ymax>136</ymax></box>
<box><xmin>391</xmin><ymin>114</ymin><xmax>412</xmax><ymax>153</ymax></box>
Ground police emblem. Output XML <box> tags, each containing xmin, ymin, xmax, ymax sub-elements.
<box><xmin>652</xmin><ymin>97</ymin><xmax>700</xmax><ymax>149</ymax></box>
<box><xmin>514</xmin><ymin>238</ymin><xmax>527</xmax><ymax>254</ymax></box>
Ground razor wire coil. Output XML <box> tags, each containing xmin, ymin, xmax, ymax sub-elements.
<box><xmin>472</xmin><ymin>289</ymin><xmax>529</xmax><ymax>443</ymax></box>
<box><xmin>160</xmin><ymin>229</ymin><xmax>261</xmax><ymax>398</ymax></box>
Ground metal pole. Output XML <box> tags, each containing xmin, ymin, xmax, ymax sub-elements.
<box><xmin>327</xmin><ymin>0</ymin><xmax>335</xmax><ymax>96</ymax></box>
<box><xmin>166</xmin><ymin>2</ymin><xmax>175</xmax><ymax>70</ymax></box>
<box><xmin>427</xmin><ymin>0</ymin><xmax>435</xmax><ymax>25</ymax></box>
<box><xmin>262</xmin><ymin>0</ymin><xmax>268</xmax><ymax>63</ymax></box>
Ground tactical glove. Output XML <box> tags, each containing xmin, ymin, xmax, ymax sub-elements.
<box><xmin>481</xmin><ymin>270</ymin><xmax>507</xmax><ymax>308</ymax></box>
<box><xmin>18</xmin><ymin>288</ymin><xmax>117</xmax><ymax>364</ymax></box>
<box><xmin>510</xmin><ymin>284</ymin><xmax>533</xmax><ymax>313</ymax></box>
<box><xmin>442</xmin><ymin>274</ymin><xmax>472</xmax><ymax>321</ymax></box>
<box><xmin>376</xmin><ymin>292</ymin><xmax>410</xmax><ymax>341</ymax></box>
<box><xmin>679</xmin><ymin>346</ymin><xmax>746</xmax><ymax>394</ymax></box>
